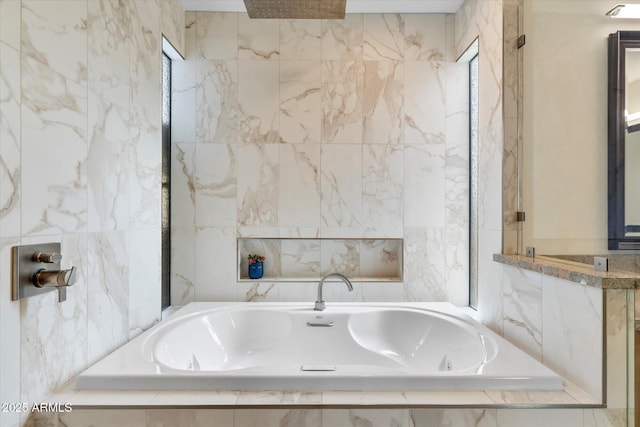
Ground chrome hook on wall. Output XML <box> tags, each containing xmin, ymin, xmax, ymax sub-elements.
<box><xmin>11</xmin><ymin>243</ymin><xmax>78</xmax><ymax>303</ymax></box>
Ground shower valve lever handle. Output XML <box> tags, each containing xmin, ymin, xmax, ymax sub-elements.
<box><xmin>33</xmin><ymin>252</ymin><xmax>62</xmax><ymax>263</ymax></box>
<box><xmin>33</xmin><ymin>266</ymin><xmax>78</xmax><ymax>288</ymax></box>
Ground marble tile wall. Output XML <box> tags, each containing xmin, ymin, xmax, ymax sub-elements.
<box><xmin>0</xmin><ymin>1</ymin><xmax>185</xmax><ymax>425</ymax></box>
<box><xmin>171</xmin><ymin>11</ymin><xmax>473</xmax><ymax>306</ymax></box>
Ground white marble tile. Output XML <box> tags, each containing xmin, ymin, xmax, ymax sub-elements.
<box><xmin>320</xmin><ymin>144</ymin><xmax>362</xmax><ymax>231</ymax></box>
<box><xmin>0</xmin><ymin>0</ymin><xmax>20</xmax><ymax>50</ymax></box>
<box><xmin>0</xmin><ymin>238</ymin><xmax>21</xmax><ymax>427</ymax></box>
<box><xmin>583</xmin><ymin>408</ymin><xmax>627</xmax><ymax>427</ymax></box>
<box><xmin>88</xmin><ymin>0</ymin><xmax>130</xmax><ymax>110</ymax></box>
<box><xmin>195</xmin><ymin>143</ymin><xmax>237</xmax><ymax>227</ymax></box>
<box><xmin>236</xmin><ymin>391</ymin><xmax>322</xmax><ymax>405</ymax></box>
<box><xmin>87</xmin><ymin>232</ymin><xmax>129</xmax><ymax>365</ymax></box>
<box><xmin>321</xmin><ymin>239</ymin><xmax>360</xmax><ymax>277</ymax></box>
<box><xmin>321</xmin><ymin>60</ymin><xmax>363</xmax><ymax>144</ymax></box>
<box><xmin>184</xmin><ymin>12</ymin><xmax>197</xmax><ymax>60</ymax></box>
<box><xmin>67</xmin><ymin>390</ymin><xmax>157</xmax><ymax>407</ymax></box>
<box><xmin>411</xmin><ymin>409</ymin><xmax>497</xmax><ymax>427</ymax></box>
<box><xmin>235</xmin><ymin>409</ymin><xmax>322</xmax><ymax>427</ymax></box>
<box><xmin>238</xmin><ymin>60</ymin><xmax>280</xmax><ymax>143</ymax></box>
<box><xmin>502</xmin><ymin>265</ymin><xmax>543</xmax><ymax>361</ymax></box>
<box><xmin>195</xmin><ymin>59</ymin><xmax>238</xmax><ymax>144</ymax></box>
<box><xmin>238</xmin><ymin>14</ymin><xmax>279</xmax><ymax>60</ymax></box>
<box><xmin>496</xmin><ymin>409</ymin><xmax>583</xmax><ymax>427</ymax></box>
<box><xmin>20</xmin><ymin>234</ymin><xmax>88</xmax><ymax>404</ymax></box>
<box><xmin>0</xmin><ymin>43</ymin><xmax>21</xmax><ymax>237</ymax></box>
<box><xmin>476</xmin><ymin>229</ymin><xmax>504</xmax><ymax>334</ymax></box>
<box><xmin>363</xmin><ymin>145</ymin><xmax>403</xmax><ymax>234</ymax></box>
<box><xmin>196</xmin><ymin>12</ymin><xmax>237</xmax><ymax>60</ymax></box>
<box><xmin>361</xmin><ymin>282</ymin><xmax>404</xmax><ymax>302</ymax></box>
<box><xmin>404</xmin><ymin>61</ymin><xmax>445</xmax><ymax>144</ymax></box>
<box><xmin>172</xmin><ymin>143</ymin><xmax>196</xmax><ymax>227</ymax></box>
<box><xmin>404</xmin><ymin>14</ymin><xmax>446</xmax><ymax>62</ymax></box>
<box><xmin>128</xmin><ymin>228</ymin><xmax>161</xmax><ymax>336</ymax></box>
<box><xmin>321</xmin><ymin>409</ymin><xmax>410</xmax><ymax>427</ymax></box>
<box><xmin>147</xmin><ymin>409</ymin><xmax>234</xmax><ymax>427</ymax></box>
<box><xmin>171</xmin><ymin>227</ymin><xmax>195</xmax><ymax>307</ymax></box>
<box><xmin>486</xmin><ymin>388</ymin><xmax>579</xmax><ymax>406</ymax></box>
<box><xmin>238</xmin><ymin>238</ymin><xmax>281</xmax><ymax>278</ymax></box>
<box><xmin>21</xmin><ymin>57</ymin><xmax>88</xmax><ymax>236</ymax></box>
<box><xmin>359</xmin><ymin>239</ymin><xmax>401</xmax><ymax>279</ymax></box>
<box><xmin>281</xmin><ymin>239</ymin><xmax>321</xmax><ymax>277</ymax></box>
<box><xmin>403</xmin><ymin>144</ymin><xmax>445</xmax><ymax>228</ymax></box>
<box><xmin>58</xmin><ymin>409</ymin><xmax>147</xmax><ymax>427</ymax></box>
<box><xmin>161</xmin><ymin>0</ymin><xmax>185</xmax><ymax>56</ymax></box>
<box><xmin>194</xmin><ymin>227</ymin><xmax>237</xmax><ymax>301</ymax></box>
<box><xmin>279</xmin><ymin>144</ymin><xmax>321</xmax><ymax>227</ymax></box>
<box><xmin>151</xmin><ymin>391</ymin><xmax>239</xmax><ymax>406</ymax></box>
<box><xmin>87</xmin><ymin>98</ymin><xmax>130</xmax><ymax>232</ymax></box>
<box><xmin>403</xmin><ymin>391</ymin><xmax>494</xmax><ymax>406</ymax></box>
<box><xmin>237</xmin><ymin>282</ymin><xmax>279</xmax><ymax>302</ymax></box>
<box><xmin>280</xmin><ymin>61</ymin><xmax>322</xmax><ymax>144</ymax></box>
<box><xmin>542</xmin><ymin>275</ymin><xmax>603</xmax><ymax>401</ymax></box>
<box><xmin>363</xmin><ymin>14</ymin><xmax>405</xmax><ymax>61</ymax></box>
<box><xmin>237</xmin><ymin>144</ymin><xmax>279</xmax><ymax>227</ymax></box>
<box><xmin>604</xmin><ymin>289</ymin><xmax>630</xmax><ymax>409</ymax></box>
<box><xmin>403</xmin><ymin>227</ymin><xmax>446</xmax><ymax>301</ymax></box>
<box><xmin>21</xmin><ymin>0</ymin><xmax>87</xmax><ymax>84</ymax></box>
<box><xmin>280</xmin><ymin>19</ymin><xmax>322</xmax><ymax>60</ymax></box>
<box><xmin>363</xmin><ymin>61</ymin><xmax>403</xmax><ymax>144</ymax></box>
<box><xmin>276</xmin><ymin>282</ymin><xmax>317</xmax><ymax>302</ymax></box>
<box><xmin>321</xmin><ymin>15</ymin><xmax>363</xmax><ymax>60</ymax></box>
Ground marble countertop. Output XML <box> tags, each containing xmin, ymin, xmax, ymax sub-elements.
<box><xmin>493</xmin><ymin>254</ymin><xmax>640</xmax><ymax>289</ymax></box>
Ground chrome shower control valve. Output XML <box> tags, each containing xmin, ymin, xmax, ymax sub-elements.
<box><xmin>32</xmin><ymin>252</ymin><xmax>62</xmax><ymax>264</ymax></box>
<box><xmin>32</xmin><ymin>266</ymin><xmax>77</xmax><ymax>288</ymax></box>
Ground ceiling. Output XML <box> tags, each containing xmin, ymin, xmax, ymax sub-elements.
<box><xmin>179</xmin><ymin>0</ymin><xmax>465</xmax><ymax>14</ymax></box>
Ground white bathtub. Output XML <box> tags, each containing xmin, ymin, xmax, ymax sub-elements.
<box><xmin>75</xmin><ymin>302</ymin><xmax>563</xmax><ymax>391</ymax></box>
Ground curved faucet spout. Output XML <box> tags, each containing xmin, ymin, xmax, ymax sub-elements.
<box><xmin>314</xmin><ymin>273</ymin><xmax>353</xmax><ymax>311</ymax></box>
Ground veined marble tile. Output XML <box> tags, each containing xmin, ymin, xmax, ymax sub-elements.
<box><xmin>411</xmin><ymin>409</ymin><xmax>497</xmax><ymax>427</ymax></box>
<box><xmin>604</xmin><ymin>289</ymin><xmax>630</xmax><ymax>409</ymax></box>
<box><xmin>279</xmin><ymin>61</ymin><xmax>322</xmax><ymax>144</ymax></box>
<box><xmin>21</xmin><ymin>0</ymin><xmax>87</xmax><ymax>84</ymax></box>
<box><xmin>195</xmin><ymin>59</ymin><xmax>238</xmax><ymax>144</ymax></box>
<box><xmin>161</xmin><ymin>0</ymin><xmax>185</xmax><ymax>56</ymax></box>
<box><xmin>363</xmin><ymin>14</ymin><xmax>405</xmax><ymax>61</ymax></box>
<box><xmin>403</xmin><ymin>227</ymin><xmax>446</xmax><ymax>301</ymax></box>
<box><xmin>171</xmin><ymin>227</ymin><xmax>195</xmax><ymax>307</ymax></box>
<box><xmin>195</xmin><ymin>144</ymin><xmax>237</xmax><ymax>227</ymax></box>
<box><xmin>129</xmin><ymin>0</ymin><xmax>160</xmax><ymax>85</ymax></box>
<box><xmin>184</xmin><ymin>12</ymin><xmax>197</xmax><ymax>60</ymax></box>
<box><xmin>237</xmin><ymin>282</ymin><xmax>279</xmax><ymax>302</ymax></box>
<box><xmin>171</xmin><ymin>143</ymin><xmax>196</xmax><ymax>227</ymax></box>
<box><xmin>321</xmin><ymin>239</ymin><xmax>360</xmax><ymax>277</ymax></box>
<box><xmin>238</xmin><ymin>60</ymin><xmax>280</xmax><ymax>143</ymax></box>
<box><xmin>238</xmin><ymin>14</ymin><xmax>279</xmax><ymax>60</ymax></box>
<box><xmin>404</xmin><ymin>144</ymin><xmax>445</xmax><ymax>228</ymax></box>
<box><xmin>363</xmin><ymin>61</ymin><xmax>403</xmax><ymax>144</ymax></box>
<box><xmin>360</xmin><ymin>239</ymin><xmax>401</xmax><ymax>279</ymax></box>
<box><xmin>361</xmin><ymin>282</ymin><xmax>404</xmax><ymax>301</ymax></box>
<box><xmin>476</xmin><ymin>229</ymin><xmax>504</xmax><ymax>334</ymax></box>
<box><xmin>321</xmin><ymin>409</ymin><xmax>410</xmax><ymax>427</ymax></box>
<box><xmin>235</xmin><ymin>409</ymin><xmax>321</xmax><ymax>427</ymax></box>
<box><xmin>321</xmin><ymin>15</ymin><xmax>363</xmax><ymax>60</ymax></box>
<box><xmin>0</xmin><ymin>0</ymin><xmax>20</xmax><ymax>50</ymax></box>
<box><xmin>404</xmin><ymin>14</ymin><xmax>446</xmax><ymax>62</ymax></box>
<box><xmin>0</xmin><ymin>238</ymin><xmax>21</xmax><ymax>427</ymax></box>
<box><xmin>279</xmin><ymin>144</ymin><xmax>321</xmax><ymax>227</ymax></box>
<box><xmin>194</xmin><ymin>227</ymin><xmax>237</xmax><ymax>301</ymax></box>
<box><xmin>87</xmin><ymin>232</ymin><xmax>129</xmax><ymax>365</ymax></box>
<box><xmin>276</xmin><ymin>282</ymin><xmax>317</xmax><ymax>302</ymax></box>
<box><xmin>583</xmin><ymin>408</ymin><xmax>627</xmax><ymax>427</ymax></box>
<box><xmin>0</xmin><ymin>43</ymin><xmax>21</xmax><ymax>237</ymax></box>
<box><xmin>280</xmin><ymin>239</ymin><xmax>321</xmax><ymax>277</ymax></box>
<box><xmin>147</xmin><ymin>409</ymin><xmax>234</xmax><ymax>427</ymax></box>
<box><xmin>151</xmin><ymin>391</ymin><xmax>239</xmax><ymax>406</ymax></box>
<box><xmin>280</xmin><ymin>19</ymin><xmax>322</xmax><ymax>60</ymax></box>
<box><xmin>58</xmin><ymin>409</ymin><xmax>146</xmax><ymax>427</ymax></box>
<box><xmin>496</xmin><ymin>409</ymin><xmax>583</xmax><ymax>427</ymax></box>
<box><xmin>320</xmin><ymin>144</ymin><xmax>362</xmax><ymax>230</ymax></box>
<box><xmin>321</xmin><ymin>60</ymin><xmax>363</xmax><ymax>144</ymax></box>
<box><xmin>236</xmin><ymin>391</ymin><xmax>322</xmax><ymax>405</ymax></box>
<box><xmin>88</xmin><ymin>0</ymin><xmax>130</xmax><ymax>110</ymax></box>
<box><xmin>21</xmin><ymin>234</ymin><xmax>88</xmax><ymax>404</ymax></box>
<box><xmin>171</xmin><ymin>59</ymin><xmax>196</xmax><ymax>144</ymax></box>
<box><xmin>502</xmin><ymin>265</ymin><xmax>543</xmax><ymax>361</ymax></box>
<box><xmin>237</xmin><ymin>144</ymin><xmax>279</xmax><ymax>227</ymax></box>
<box><xmin>87</xmin><ymin>98</ymin><xmax>130</xmax><ymax>232</ymax></box>
<box><xmin>542</xmin><ymin>275</ymin><xmax>603</xmax><ymax>400</ymax></box>
<box><xmin>404</xmin><ymin>60</ymin><xmax>445</xmax><ymax>144</ymax></box>
<box><xmin>363</xmin><ymin>145</ymin><xmax>403</xmax><ymax>233</ymax></box>
<box><xmin>196</xmin><ymin>12</ymin><xmax>237</xmax><ymax>60</ymax></box>
<box><xmin>238</xmin><ymin>238</ymin><xmax>281</xmax><ymax>278</ymax></box>
<box><xmin>128</xmin><ymin>228</ymin><xmax>161</xmax><ymax>337</ymax></box>
<box><xmin>21</xmin><ymin>57</ymin><xmax>88</xmax><ymax>236</ymax></box>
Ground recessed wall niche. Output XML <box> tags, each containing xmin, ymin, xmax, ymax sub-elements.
<box><xmin>238</xmin><ymin>238</ymin><xmax>403</xmax><ymax>282</ymax></box>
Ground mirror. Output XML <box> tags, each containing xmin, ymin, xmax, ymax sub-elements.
<box><xmin>609</xmin><ymin>31</ymin><xmax>640</xmax><ymax>249</ymax></box>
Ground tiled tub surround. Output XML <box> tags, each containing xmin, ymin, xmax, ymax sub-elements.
<box><xmin>493</xmin><ymin>254</ymin><xmax>637</xmax><ymax>420</ymax></box>
<box><xmin>237</xmin><ymin>238</ymin><xmax>402</xmax><ymax>281</ymax></box>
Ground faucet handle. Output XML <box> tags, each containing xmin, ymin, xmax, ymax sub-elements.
<box><xmin>33</xmin><ymin>252</ymin><xmax>62</xmax><ymax>263</ymax></box>
<box><xmin>33</xmin><ymin>266</ymin><xmax>78</xmax><ymax>288</ymax></box>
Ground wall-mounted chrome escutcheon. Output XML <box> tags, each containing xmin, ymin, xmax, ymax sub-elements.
<box><xmin>11</xmin><ymin>243</ymin><xmax>77</xmax><ymax>303</ymax></box>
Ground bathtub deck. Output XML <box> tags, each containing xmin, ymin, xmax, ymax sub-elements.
<box><xmin>46</xmin><ymin>377</ymin><xmax>600</xmax><ymax>409</ymax></box>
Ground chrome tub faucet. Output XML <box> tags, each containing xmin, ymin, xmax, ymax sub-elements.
<box><xmin>314</xmin><ymin>273</ymin><xmax>353</xmax><ymax>311</ymax></box>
